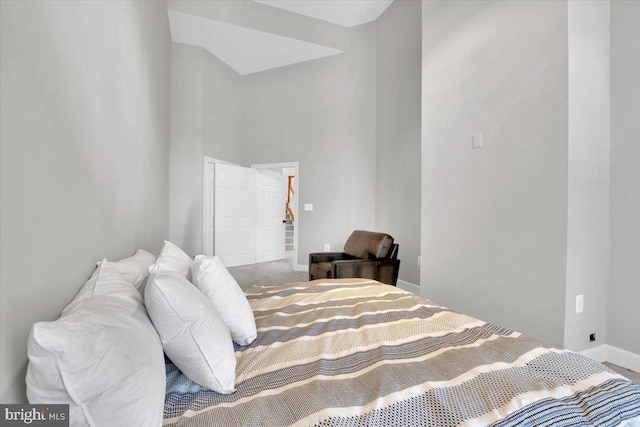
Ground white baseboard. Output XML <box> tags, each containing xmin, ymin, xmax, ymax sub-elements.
<box><xmin>397</xmin><ymin>279</ymin><xmax>420</xmax><ymax>295</ymax></box>
<box><xmin>607</xmin><ymin>345</ymin><xmax>640</xmax><ymax>374</ymax></box>
<box><xmin>294</xmin><ymin>263</ymin><xmax>307</xmax><ymax>272</ymax></box>
<box><xmin>578</xmin><ymin>344</ymin><xmax>608</xmax><ymax>362</ymax></box>
<box><xmin>579</xmin><ymin>344</ymin><xmax>640</xmax><ymax>373</ymax></box>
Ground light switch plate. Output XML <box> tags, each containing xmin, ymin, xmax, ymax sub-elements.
<box><xmin>472</xmin><ymin>133</ymin><xmax>483</xmax><ymax>149</ymax></box>
<box><xmin>304</xmin><ymin>203</ymin><xmax>313</xmax><ymax>211</ymax></box>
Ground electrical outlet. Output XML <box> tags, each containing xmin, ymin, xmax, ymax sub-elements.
<box><xmin>324</xmin><ymin>244</ymin><xmax>330</xmax><ymax>251</ymax></box>
<box><xmin>576</xmin><ymin>294</ymin><xmax>584</xmax><ymax>313</ymax></box>
<box><xmin>589</xmin><ymin>333</ymin><xmax>596</xmax><ymax>342</ymax></box>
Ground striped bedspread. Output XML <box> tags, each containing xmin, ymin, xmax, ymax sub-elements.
<box><xmin>164</xmin><ymin>279</ymin><xmax>640</xmax><ymax>426</ymax></box>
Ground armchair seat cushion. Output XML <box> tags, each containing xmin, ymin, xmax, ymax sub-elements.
<box><xmin>310</xmin><ymin>262</ymin><xmax>332</xmax><ymax>279</ymax></box>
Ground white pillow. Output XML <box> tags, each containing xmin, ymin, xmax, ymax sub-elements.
<box><xmin>101</xmin><ymin>249</ymin><xmax>156</xmax><ymax>295</ymax></box>
<box><xmin>62</xmin><ymin>259</ymin><xmax>144</xmax><ymax>316</ymax></box>
<box><xmin>149</xmin><ymin>241</ymin><xmax>192</xmax><ymax>280</ymax></box>
<box><xmin>191</xmin><ymin>255</ymin><xmax>257</xmax><ymax>346</ymax></box>
<box><xmin>145</xmin><ymin>272</ymin><xmax>236</xmax><ymax>394</ymax></box>
<box><xmin>26</xmin><ymin>263</ymin><xmax>165</xmax><ymax>427</ymax></box>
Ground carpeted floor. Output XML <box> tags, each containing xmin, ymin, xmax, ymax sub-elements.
<box><xmin>229</xmin><ymin>259</ymin><xmax>640</xmax><ymax>386</ymax></box>
<box><xmin>228</xmin><ymin>255</ymin><xmax>307</xmax><ymax>288</ymax></box>
<box><xmin>604</xmin><ymin>362</ymin><xmax>640</xmax><ymax>385</ymax></box>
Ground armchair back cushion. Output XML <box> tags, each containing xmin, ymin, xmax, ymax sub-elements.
<box><xmin>344</xmin><ymin>230</ymin><xmax>394</xmax><ymax>259</ymax></box>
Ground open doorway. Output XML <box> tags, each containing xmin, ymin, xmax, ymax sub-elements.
<box><xmin>203</xmin><ymin>158</ymin><xmax>301</xmax><ymax>270</ymax></box>
<box><xmin>251</xmin><ymin>162</ymin><xmax>300</xmax><ymax>270</ymax></box>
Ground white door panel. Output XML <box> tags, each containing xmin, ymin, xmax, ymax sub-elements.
<box><xmin>214</xmin><ymin>164</ymin><xmax>256</xmax><ymax>267</ymax></box>
<box><xmin>217</xmin><ymin>228</ymin><xmax>234</xmax><ymax>257</ymax></box>
<box><xmin>204</xmin><ymin>165</ymin><xmax>215</xmax><ymax>256</ymax></box>
<box><xmin>208</xmin><ymin>162</ymin><xmax>287</xmax><ymax>267</ymax></box>
<box><xmin>256</xmin><ymin>171</ymin><xmax>285</xmax><ymax>263</ymax></box>
<box><xmin>240</xmin><ymin>189</ymin><xmax>254</xmax><ymax>218</ymax></box>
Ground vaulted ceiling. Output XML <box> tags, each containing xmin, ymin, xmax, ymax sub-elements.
<box><xmin>168</xmin><ymin>0</ymin><xmax>393</xmax><ymax>75</ymax></box>
<box><xmin>253</xmin><ymin>0</ymin><xmax>394</xmax><ymax>28</ymax></box>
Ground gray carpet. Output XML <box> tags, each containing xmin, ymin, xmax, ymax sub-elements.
<box><xmin>604</xmin><ymin>362</ymin><xmax>640</xmax><ymax>385</ymax></box>
<box><xmin>228</xmin><ymin>256</ymin><xmax>308</xmax><ymax>288</ymax></box>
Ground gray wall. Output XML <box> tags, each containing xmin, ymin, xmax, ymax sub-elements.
<box><xmin>170</xmin><ymin>43</ymin><xmax>204</xmax><ymax>255</ymax></box>
<box><xmin>608</xmin><ymin>0</ymin><xmax>640</xmax><ymax>355</ymax></box>
<box><xmin>203</xmin><ymin>53</ymin><xmax>244</xmax><ymax>164</ymax></box>
<box><xmin>421</xmin><ymin>0</ymin><xmax>569</xmax><ymax>346</ymax></box>
<box><xmin>376</xmin><ymin>0</ymin><xmax>422</xmax><ymax>285</ymax></box>
<box><xmin>0</xmin><ymin>0</ymin><xmax>171</xmax><ymax>403</ymax></box>
<box><xmin>564</xmin><ymin>0</ymin><xmax>610</xmax><ymax>352</ymax></box>
<box><xmin>169</xmin><ymin>43</ymin><xmax>244</xmax><ymax>256</ymax></box>
<box><xmin>241</xmin><ymin>24</ymin><xmax>378</xmax><ymax>264</ymax></box>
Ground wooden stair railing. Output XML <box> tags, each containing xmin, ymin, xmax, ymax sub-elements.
<box><xmin>286</xmin><ymin>175</ymin><xmax>295</xmax><ymax>222</ymax></box>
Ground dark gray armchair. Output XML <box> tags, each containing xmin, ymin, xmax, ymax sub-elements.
<box><xmin>308</xmin><ymin>230</ymin><xmax>400</xmax><ymax>286</ymax></box>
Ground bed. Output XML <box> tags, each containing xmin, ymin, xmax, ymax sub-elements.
<box><xmin>163</xmin><ymin>278</ymin><xmax>640</xmax><ymax>426</ymax></box>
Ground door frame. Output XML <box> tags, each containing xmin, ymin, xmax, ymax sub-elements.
<box><xmin>203</xmin><ymin>157</ymin><xmax>238</xmax><ymax>256</ymax></box>
<box><xmin>251</xmin><ymin>161</ymin><xmax>303</xmax><ymax>271</ymax></box>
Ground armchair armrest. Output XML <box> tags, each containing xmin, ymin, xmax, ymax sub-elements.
<box><xmin>308</xmin><ymin>252</ymin><xmax>358</xmax><ymax>281</ymax></box>
<box><xmin>308</xmin><ymin>252</ymin><xmax>355</xmax><ymax>264</ymax></box>
<box><xmin>332</xmin><ymin>259</ymin><xmax>376</xmax><ymax>280</ymax></box>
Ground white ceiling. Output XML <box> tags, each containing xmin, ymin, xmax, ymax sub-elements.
<box><xmin>253</xmin><ymin>0</ymin><xmax>394</xmax><ymax>28</ymax></box>
<box><xmin>168</xmin><ymin>1</ymin><xmax>393</xmax><ymax>75</ymax></box>
<box><xmin>168</xmin><ymin>10</ymin><xmax>345</xmax><ymax>75</ymax></box>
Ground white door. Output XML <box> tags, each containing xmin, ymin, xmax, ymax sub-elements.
<box><xmin>204</xmin><ymin>162</ymin><xmax>215</xmax><ymax>256</ymax></box>
<box><xmin>214</xmin><ymin>163</ymin><xmax>256</xmax><ymax>267</ymax></box>
<box><xmin>256</xmin><ymin>171</ymin><xmax>285</xmax><ymax>263</ymax></box>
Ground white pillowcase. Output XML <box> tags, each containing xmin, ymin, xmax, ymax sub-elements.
<box><xmin>191</xmin><ymin>255</ymin><xmax>257</xmax><ymax>346</ymax></box>
<box><xmin>145</xmin><ymin>272</ymin><xmax>236</xmax><ymax>394</ymax></box>
<box><xmin>101</xmin><ymin>249</ymin><xmax>156</xmax><ymax>295</ymax></box>
<box><xmin>62</xmin><ymin>258</ymin><xmax>144</xmax><ymax>316</ymax></box>
<box><xmin>26</xmin><ymin>263</ymin><xmax>165</xmax><ymax>427</ymax></box>
<box><xmin>149</xmin><ymin>241</ymin><xmax>192</xmax><ymax>280</ymax></box>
